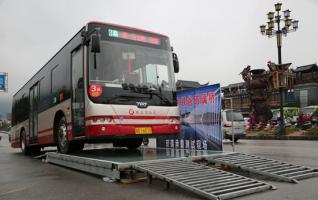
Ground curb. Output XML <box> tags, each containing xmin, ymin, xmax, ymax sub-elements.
<box><xmin>244</xmin><ymin>135</ymin><xmax>318</xmax><ymax>140</ymax></box>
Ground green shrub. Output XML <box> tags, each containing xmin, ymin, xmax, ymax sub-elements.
<box><xmin>305</xmin><ymin>127</ymin><xmax>318</xmax><ymax>136</ymax></box>
<box><xmin>286</xmin><ymin>127</ymin><xmax>300</xmax><ymax>135</ymax></box>
<box><xmin>272</xmin><ymin>127</ymin><xmax>299</xmax><ymax>135</ymax></box>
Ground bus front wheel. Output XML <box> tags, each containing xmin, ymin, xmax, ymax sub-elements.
<box><xmin>56</xmin><ymin>117</ymin><xmax>84</xmax><ymax>154</ymax></box>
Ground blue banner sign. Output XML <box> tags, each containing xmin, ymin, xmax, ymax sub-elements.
<box><xmin>0</xmin><ymin>72</ymin><xmax>8</xmax><ymax>92</ymax></box>
<box><xmin>157</xmin><ymin>84</ymin><xmax>223</xmax><ymax>151</ymax></box>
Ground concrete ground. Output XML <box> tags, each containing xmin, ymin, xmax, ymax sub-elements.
<box><xmin>0</xmin><ymin>132</ymin><xmax>318</xmax><ymax>200</ymax></box>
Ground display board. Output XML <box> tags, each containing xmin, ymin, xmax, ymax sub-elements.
<box><xmin>0</xmin><ymin>72</ymin><xmax>8</xmax><ymax>92</ymax></box>
<box><xmin>157</xmin><ymin>84</ymin><xmax>223</xmax><ymax>151</ymax></box>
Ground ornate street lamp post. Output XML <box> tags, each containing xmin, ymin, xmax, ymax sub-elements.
<box><xmin>260</xmin><ymin>3</ymin><xmax>299</xmax><ymax>135</ymax></box>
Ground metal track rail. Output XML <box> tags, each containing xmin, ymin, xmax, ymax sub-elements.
<box><xmin>46</xmin><ymin>152</ymin><xmax>121</xmax><ymax>179</ymax></box>
<box><xmin>133</xmin><ymin>159</ymin><xmax>275</xmax><ymax>200</ymax></box>
<box><xmin>207</xmin><ymin>152</ymin><xmax>318</xmax><ymax>184</ymax></box>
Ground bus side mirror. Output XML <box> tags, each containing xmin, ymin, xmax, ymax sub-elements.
<box><xmin>172</xmin><ymin>53</ymin><xmax>179</xmax><ymax>73</ymax></box>
<box><xmin>91</xmin><ymin>34</ymin><xmax>100</xmax><ymax>53</ymax></box>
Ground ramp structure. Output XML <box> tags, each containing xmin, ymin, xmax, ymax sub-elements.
<box><xmin>133</xmin><ymin>159</ymin><xmax>275</xmax><ymax>200</ymax></box>
<box><xmin>45</xmin><ymin>149</ymin><xmax>318</xmax><ymax>200</ymax></box>
<box><xmin>46</xmin><ymin>149</ymin><xmax>276</xmax><ymax>200</ymax></box>
<box><xmin>207</xmin><ymin>152</ymin><xmax>318</xmax><ymax>183</ymax></box>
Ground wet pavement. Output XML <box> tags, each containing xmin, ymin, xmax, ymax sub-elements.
<box><xmin>0</xmin><ymin>132</ymin><xmax>318</xmax><ymax>200</ymax></box>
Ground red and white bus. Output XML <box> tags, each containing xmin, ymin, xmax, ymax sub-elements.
<box><xmin>11</xmin><ymin>21</ymin><xmax>180</xmax><ymax>154</ymax></box>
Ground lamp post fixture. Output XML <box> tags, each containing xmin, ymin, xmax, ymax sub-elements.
<box><xmin>260</xmin><ymin>3</ymin><xmax>299</xmax><ymax>135</ymax></box>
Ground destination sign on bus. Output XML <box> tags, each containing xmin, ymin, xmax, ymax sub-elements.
<box><xmin>108</xmin><ymin>28</ymin><xmax>160</xmax><ymax>45</ymax></box>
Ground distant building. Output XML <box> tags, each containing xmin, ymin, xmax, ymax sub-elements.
<box><xmin>0</xmin><ymin>116</ymin><xmax>4</xmax><ymax>127</ymax></box>
<box><xmin>6</xmin><ymin>113</ymin><xmax>12</xmax><ymax>121</ymax></box>
<box><xmin>0</xmin><ymin>113</ymin><xmax>12</xmax><ymax>127</ymax></box>
<box><xmin>221</xmin><ymin>82</ymin><xmax>250</xmax><ymax>116</ymax></box>
<box><xmin>293</xmin><ymin>64</ymin><xmax>318</xmax><ymax>107</ymax></box>
<box><xmin>222</xmin><ymin>64</ymin><xmax>318</xmax><ymax>115</ymax></box>
<box><xmin>6</xmin><ymin>113</ymin><xmax>12</xmax><ymax>125</ymax></box>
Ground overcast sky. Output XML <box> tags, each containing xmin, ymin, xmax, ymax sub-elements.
<box><xmin>0</xmin><ymin>0</ymin><xmax>317</xmax><ymax>116</ymax></box>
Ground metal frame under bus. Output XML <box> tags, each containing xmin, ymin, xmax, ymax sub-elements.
<box><xmin>10</xmin><ymin>21</ymin><xmax>180</xmax><ymax>154</ymax></box>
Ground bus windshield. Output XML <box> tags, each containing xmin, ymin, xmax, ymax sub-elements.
<box><xmin>88</xmin><ymin>40</ymin><xmax>176</xmax><ymax>106</ymax></box>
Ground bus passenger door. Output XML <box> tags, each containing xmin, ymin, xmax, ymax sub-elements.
<box><xmin>71</xmin><ymin>47</ymin><xmax>85</xmax><ymax>137</ymax></box>
<box><xmin>29</xmin><ymin>83</ymin><xmax>39</xmax><ymax>144</ymax></box>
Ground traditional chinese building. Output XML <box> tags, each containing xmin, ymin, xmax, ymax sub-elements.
<box><xmin>176</xmin><ymin>80</ymin><xmax>207</xmax><ymax>91</ymax></box>
<box><xmin>221</xmin><ymin>64</ymin><xmax>313</xmax><ymax>116</ymax></box>
<box><xmin>293</xmin><ymin>63</ymin><xmax>318</xmax><ymax>107</ymax></box>
<box><xmin>221</xmin><ymin>82</ymin><xmax>250</xmax><ymax>116</ymax></box>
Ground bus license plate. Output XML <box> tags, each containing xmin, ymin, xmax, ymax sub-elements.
<box><xmin>135</xmin><ymin>127</ymin><xmax>152</xmax><ymax>134</ymax></box>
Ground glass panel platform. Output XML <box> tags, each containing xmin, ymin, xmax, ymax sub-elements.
<box><xmin>71</xmin><ymin>147</ymin><xmax>225</xmax><ymax>164</ymax></box>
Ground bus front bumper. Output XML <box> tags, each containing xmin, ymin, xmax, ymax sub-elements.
<box><xmin>85</xmin><ymin>124</ymin><xmax>180</xmax><ymax>138</ymax></box>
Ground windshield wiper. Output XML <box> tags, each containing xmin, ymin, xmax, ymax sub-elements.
<box><xmin>147</xmin><ymin>89</ymin><xmax>173</xmax><ymax>106</ymax></box>
<box><xmin>104</xmin><ymin>94</ymin><xmax>144</xmax><ymax>104</ymax></box>
<box><xmin>123</xmin><ymin>83</ymin><xmax>173</xmax><ymax>105</ymax></box>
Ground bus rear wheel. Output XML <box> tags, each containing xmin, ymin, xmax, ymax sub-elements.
<box><xmin>20</xmin><ymin>130</ymin><xmax>30</xmax><ymax>155</ymax></box>
<box><xmin>20</xmin><ymin>130</ymin><xmax>41</xmax><ymax>155</ymax></box>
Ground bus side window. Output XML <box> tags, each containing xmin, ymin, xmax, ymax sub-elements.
<box><xmin>51</xmin><ymin>64</ymin><xmax>67</xmax><ymax>97</ymax></box>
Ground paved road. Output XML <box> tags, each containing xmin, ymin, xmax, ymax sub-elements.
<box><xmin>1</xmin><ymin>132</ymin><xmax>318</xmax><ymax>200</ymax></box>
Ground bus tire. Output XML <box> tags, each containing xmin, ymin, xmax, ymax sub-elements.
<box><xmin>57</xmin><ymin>116</ymin><xmax>71</xmax><ymax>154</ymax></box>
<box><xmin>20</xmin><ymin>129</ymin><xmax>31</xmax><ymax>155</ymax></box>
<box><xmin>125</xmin><ymin>138</ymin><xmax>143</xmax><ymax>150</ymax></box>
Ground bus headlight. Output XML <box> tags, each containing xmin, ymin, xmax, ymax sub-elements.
<box><xmin>92</xmin><ymin>117</ymin><xmax>113</xmax><ymax>124</ymax></box>
<box><xmin>92</xmin><ymin>118</ymin><xmax>98</xmax><ymax>123</ymax></box>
